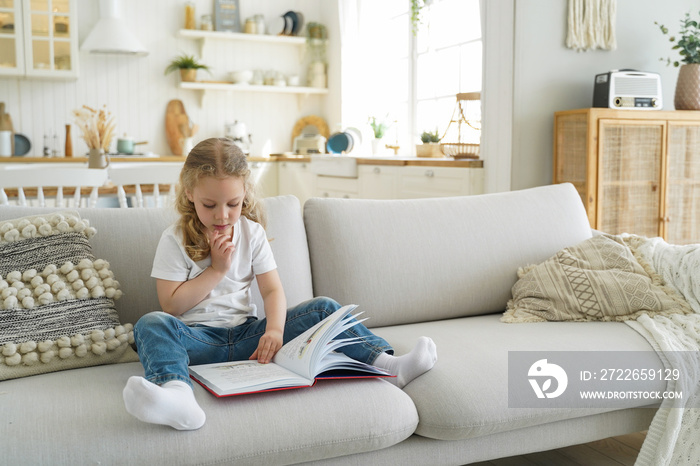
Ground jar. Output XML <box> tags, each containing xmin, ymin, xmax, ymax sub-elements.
<box><xmin>244</xmin><ymin>18</ymin><xmax>257</xmax><ymax>34</ymax></box>
<box><xmin>200</xmin><ymin>15</ymin><xmax>213</xmax><ymax>31</ymax></box>
<box><xmin>184</xmin><ymin>2</ymin><xmax>196</xmax><ymax>30</ymax></box>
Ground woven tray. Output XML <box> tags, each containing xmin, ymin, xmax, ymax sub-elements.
<box><xmin>440</xmin><ymin>142</ymin><xmax>480</xmax><ymax>159</ymax></box>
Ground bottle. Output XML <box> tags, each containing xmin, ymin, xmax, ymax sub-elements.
<box><xmin>65</xmin><ymin>124</ymin><xmax>73</xmax><ymax>157</ymax></box>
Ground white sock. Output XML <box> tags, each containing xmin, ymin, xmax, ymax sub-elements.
<box><xmin>122</xmin><ymin>376</ymin><xmax>206</xmax><ymax>431</ymax></box>
<box><xmin>374</xmin><ymin>336</ymin><xmax>437</xmax><ymax>388</ymax></box>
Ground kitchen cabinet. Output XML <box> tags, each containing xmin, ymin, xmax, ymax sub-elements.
<box><xmin>176</xmin><ymin>29</ymin><xmax>328</xmax><ymax>105</ymax></box>
<box><xmin>554</xmin><ymin>108</ymin><xmax>700</xmax><ymax>245</ymax></box>
<box><xmin>249</xmin><ymin>161</ymin><xmax>278</xmax><ymax>199</ymax></box>
<box><xmin>0</xmin><ymin>0</ymin><xmax>79</xmax><ymax>78</ymax></box>
<box><xmin>358</xmin><ymin>165</ymin><xmax>399</xmax><ymax>199</ymax></box>
<box><xmin>278</xmin><ymin>160</ymin><xmax>315</xmax><ymax>206</ymax></box>
<box><xmin>315</xmin><ymin>175</ymin><xmax>358</xmax><ymax>199</ymax></box>
<box><xmin>396</xmin><ymin>166</ymin><xmax>484</xmax><ymax>199</ymax></box>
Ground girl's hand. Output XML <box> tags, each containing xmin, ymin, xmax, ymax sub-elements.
<box><xmin>250</xmin><ymin>328</ymin><xmax>283</xmax><ymax>364</ymax></box>
<box><xmin>208</xmin><ymin>230</ymin><xmax>235</xmax><ymax>274</ymax></box>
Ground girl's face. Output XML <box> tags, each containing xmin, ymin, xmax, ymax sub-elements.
<box><xmin>187</xmin><ymin>175</ymin><xmax>246</xmax><ymax>237</ymax></box>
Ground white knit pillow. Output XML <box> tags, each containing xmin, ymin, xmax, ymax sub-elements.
<box><xmin>0</xmin><ymin>211</ymin><xmax>138</xmax><ymax>381</ymax></box>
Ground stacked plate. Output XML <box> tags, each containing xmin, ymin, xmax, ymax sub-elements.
<box><xmin>327</xmin><ymin>127</ymin><xmax>362</xmax><ymax>155</ymax></box>
<box><xmin>270</xmin><ymin>10</ymin><xmax>304</xmax><ymax>36</ymax></box>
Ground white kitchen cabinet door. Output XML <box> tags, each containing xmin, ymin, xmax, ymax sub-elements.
<box><xmin>315</xmin><ymin>175</ymin><xmax>358</xmax><ymax>199</ymax></box>
<box><xmin>397</xmin><ymin>166</ymin><xmax>484</xmax><ymax>199</ymax></box>
<box><xmin>278</xmin><ymin>161</ymin><xmax>315</xmax><ymax>206</ymax></box>
<box><xmin>249</xmin><ymin>161</ymin><xmax>278</xmax><ymax>199</ymax></box>
<box><xmin>358</xmin><ymin>165</ymin><xmax>399</xmax><ymax>199</ymax></box>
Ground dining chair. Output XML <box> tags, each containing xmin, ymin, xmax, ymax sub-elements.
<box><xmin>107</xmin><ymin>162</ymin><xmax>183</xmax><ymax>208</ymax></box>
<box><xmin>0</xmin><ymin>163</ymin><xmax>110</xmax><ymax>208</ymax></box>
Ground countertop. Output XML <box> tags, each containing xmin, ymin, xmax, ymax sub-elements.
<box><xmin>1</xmin><ymin>154</ymin><xmax>483</xmax><ymax>168</ymax></box>
<box><xmin>254</xmin><ymin>154</ymin><xmax>483</xmax><ymax>168</ymax></box>
<box><xmin>0</xmin><ymin>156</ymin><xmax>186</xmax><ymax>163</ymax></box>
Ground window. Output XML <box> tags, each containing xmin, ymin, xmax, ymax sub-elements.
<box><xmin>346</xmin><ymin>0</ymin><xmax>481</xmax><ymax>155</ymax></box>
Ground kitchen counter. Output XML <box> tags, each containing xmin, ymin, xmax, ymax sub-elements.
<box><xmin>3</xmin><ymin>155</ymin><xmax>482</xmax><ymax>168</ymax></box>
<box><xmin>0</xmin><ymin>156</ymin><xmax>185</xmax><ymax>163</ymax></box>
<box><xmin>254</xmin><ymin>154</ymin><xmax>483</xmax><ymax>168</ymax></box>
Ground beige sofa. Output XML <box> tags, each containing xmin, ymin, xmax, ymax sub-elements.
<box><xmin>0</xmin><ymin>183</ymin><xmax>658</xmax><ymax>465</ymax></box>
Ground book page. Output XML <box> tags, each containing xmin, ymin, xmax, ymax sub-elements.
<box><xmin>273</xmin><ymin>304</ymin><xmax>358</xmax><ymax>379</ymax></box>
<box><xmin>189</xmin><ymin>360</ymin><xmax>310</xmax><ymax>396</ymax></box>
<box><xmin>314</xmin><ymin>351</ymin><xmax>391</xmax><ymax>376</ymax></box>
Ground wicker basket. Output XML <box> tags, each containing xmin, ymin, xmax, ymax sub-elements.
<box><xmin>440</xmin><ymin>93</ymin><xmax>481</xmax><ymax>159</ymax></box>
<box><xmin>440</xmin><ymin>142</ymin><xmax>480</xmax><ymax>159</ymax></box>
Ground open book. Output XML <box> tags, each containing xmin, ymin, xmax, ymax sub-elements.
<box><xmin>189</xmin><ymin>304</ymin><xmax>393</xmax><ymax>397</ymax></box>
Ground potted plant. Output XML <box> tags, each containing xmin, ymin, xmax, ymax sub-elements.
<box><xmin>416</xmin><ymin>129</ymin><xmax>443</xmax><ymax>158</ymax></box>
<box><xmin>656</xmin><ymin>11</ymin><xmax>700</xmax><ymax>109</ymax></box>
<box><xmin>164</xmin><ymin>54</ymin><xmax>211</xmax><ymax>83</ymax></box>
<box><xmin>369</xmin><ymin>116</ymin><xmax>390</xmax><ymax>155</ymax></box>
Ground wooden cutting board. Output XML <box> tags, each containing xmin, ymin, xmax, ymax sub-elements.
<box><xmin>165</xmin><ymin>99</ymin><xmax>190</xmax><ymax>156</ymax></box>
<box><xmin>0</xmin><ymin>102</ymin><xmax>15</xmax><ymax>154</ymax></box>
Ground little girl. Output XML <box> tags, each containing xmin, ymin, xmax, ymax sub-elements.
<box><xmin>122</xmin><ymin>138</ymin><xmax>437</xmax><ymax>430</ymax></box>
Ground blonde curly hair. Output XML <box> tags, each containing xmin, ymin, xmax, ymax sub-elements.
<box><xmin>176</xmin><ymin>138</ymin><xmax>266</xmax><ymax>261</ymax></box>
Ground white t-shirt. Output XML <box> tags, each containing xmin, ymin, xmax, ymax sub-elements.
<box><xmin>150</xmin><ymin>216</ymin><xmax>277</xmax><ymax>328</ymax></box>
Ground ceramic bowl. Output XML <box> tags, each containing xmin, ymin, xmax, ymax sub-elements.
<box><xmin>230</xmin><ymin>70</ymin><xmax>253</xmax><ymax>84</ymax></box>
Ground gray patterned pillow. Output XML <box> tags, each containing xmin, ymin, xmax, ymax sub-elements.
<box><xmin>501</xmin><ymin>234</ymin><xmax>692</xmax><ymax>323</ymax></box>
<box><xmin>0</xmin><ymin>211</ymin><xmax>138</xmax><ymax>380</ymax></box>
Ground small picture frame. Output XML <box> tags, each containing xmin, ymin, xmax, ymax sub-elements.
<box><xmin>215</xmin><ymin>0</ymin><xmax>241</xmax><ymax>32</ymax></box>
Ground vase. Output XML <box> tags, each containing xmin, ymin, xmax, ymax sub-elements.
<box><xmin>371</xmin><ymin>138</ymin><xmax>383</xmax><ymax>156</ymax></box>
<box><xmin>88</xmin><ymin>148</ymin><xmax>110</xmax><ymax>169</ymax></box>
<box><xmin>674</xmin><ymin>64</ymin><xmax>700</xmax><ymax>110</ymax></box>
<box><xmin>180</xmin><ymin>68</ymin><xmax>197</xmax><ymax>82</ymax></box>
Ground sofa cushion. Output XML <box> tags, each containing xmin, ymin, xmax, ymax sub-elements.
<box><xmin>303</xmin><ymin>183</ymin><xmax>593</xmax><ymax>327</ymax></box>
<box><xmin>373</xmin><ymin>314</ymin><xmax>665</xmax><ymax>441</ymax></box>
<box><xmin>1</xmin><ymin>362</ymin><xmax>418</xmax><ymax>465</ymax></box>
<box><xmin>502</xmin><ymin>234</ymin><xmax>693</xmax><ymax>323</ymax></box>
<box><xmin>0</xmin><ymin>211</ymin><xmax>138</xmax><ymax>381</ymax></box>
<box><xmin>0</xmin><ymin>195</ymin><xmax>314</xmax><ymax>325</ymax></box>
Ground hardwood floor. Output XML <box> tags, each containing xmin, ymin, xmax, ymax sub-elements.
<box><xmin>468</xmin><ymin>431</ymin><xmax>646</xmax><ymax>466</ymax></box>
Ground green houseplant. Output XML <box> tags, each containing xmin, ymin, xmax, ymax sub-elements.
<box><xmin>656</xmin><ymin>11</ymin><xmax>700</xmax><ymax>109</ymax></box>
<box><xmin>369</xmin><ymin>116</ymin><xmax>390</xmax><ymax>139</ymax></box>
<box><xmin>164</xmin><ymin>54</ymin><xmax>211</xmax><ymax>82</ymax></box>
<box><xmin>369</xmin><ymin>116</ymin><xmax>391</xmax><ymax>156</ymax></box>
<box><xmin>420</xmin><ymin>129</ymin><xmax>441</xmax><ymax>143</ymax></box>
<box><xmin>417</xmin><ymin>128</ymin><xmax>443</xmax><ymax>157</ymax></box>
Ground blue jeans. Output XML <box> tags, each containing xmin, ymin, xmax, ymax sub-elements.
<box><xmin>133</xmin><ymin>297</ymin><xmax>393</xmax><ymax>387</ymax></box>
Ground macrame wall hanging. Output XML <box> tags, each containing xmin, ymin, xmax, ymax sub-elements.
<box><xmin>566</xmin><ymin>0</ymin><xmax>617</xmax><ymax>51</ymax></box>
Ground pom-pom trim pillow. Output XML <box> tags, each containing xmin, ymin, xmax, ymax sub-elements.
<box><xmin>0</xmin><ymin>211</ymin><xmax>138</xmax><ymax>380</ymax></box>
<box><xmin>502</xmin><ymin>234</ymin><xmax>693</xmax><ymax>323</ymax></box>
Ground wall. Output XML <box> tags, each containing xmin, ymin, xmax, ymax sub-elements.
<box><xmin>0</xmin><ymin>0</ymin><xmax>332</xmax><ymax>157</ymax></box>
<box><xmin>512</xmin><ymin>0</ymin><xmax>699</xmax><ymax>190</ymax></box>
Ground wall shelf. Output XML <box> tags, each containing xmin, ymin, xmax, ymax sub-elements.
<box><xmin>176</xmin><ymin>29</ymin><xmax>315</xmax><ymax>57</ymax></box>
<box><xmin>176</xmin><ymin>29</ymin><xmax>328</xmax><ymax>106</ymax></box>
<box><xmin>179</xmin><ymin>81</ymin><xmax>328</xmax><ymax>106</ymax></box>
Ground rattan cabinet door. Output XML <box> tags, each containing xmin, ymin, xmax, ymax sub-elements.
<box><xmin>666</xmin><ymin>123</ymin><xmax>700</xmax><ymax>244</ymax></box>
<box><xmin>597</xmin><ymin>119</ymin><xmax>665</xmax><ymax>237</ymax></box>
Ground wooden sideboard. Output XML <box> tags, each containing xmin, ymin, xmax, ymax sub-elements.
<box><xmin>554</xmin><ymin>108</ymin><xmax>700</xmax><ymax>245</ymax></box>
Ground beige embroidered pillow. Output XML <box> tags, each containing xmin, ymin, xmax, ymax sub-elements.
<box><xmin>0</xmin><ymin>211</ymin><xmax>139</xmax><ymax>381</ymax></box>
<box><xmin>502</xmin><ymin>234</ymin><xmax>692</xmax><ymax>323</ymax></box>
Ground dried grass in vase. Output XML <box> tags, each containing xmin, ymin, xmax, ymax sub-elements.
<box><xmin>72</xmin><ymin>105</ymin><xmax>116</xmax><ymax>152</ymax></box>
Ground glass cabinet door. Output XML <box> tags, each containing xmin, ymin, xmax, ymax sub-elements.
<box><xmin>0</xmin><ymin>0</ymin><xmax>25</xmax><ymax>76</ymax></box>
<box><xmin>22</xmin><ymin>0</ymin><xmax>78</xmax><ymax>78</ymax></box>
